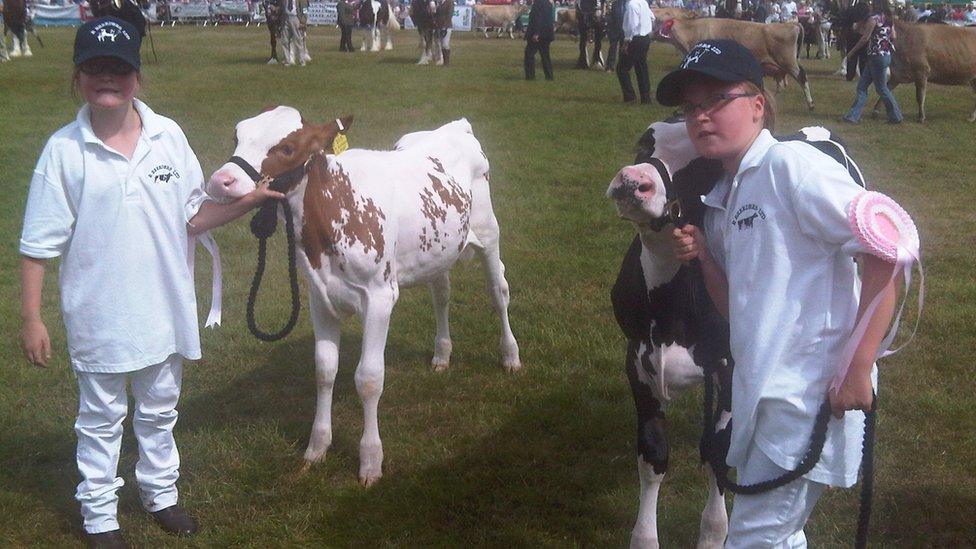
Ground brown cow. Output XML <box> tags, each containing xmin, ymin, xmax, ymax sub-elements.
<box><xmin>657</xmin><ymin>18</ymin><xmax>815</xmax><ymax>110</ymax></box>
<box><xmin>474</xmin><ymin>4</ymin><xmax>527</xmax><ymax>38</ymax></box>
<box><xmin>875</xmin><ymin>21</ymin><xmax>976</xmax><ymax>122</ymax></box>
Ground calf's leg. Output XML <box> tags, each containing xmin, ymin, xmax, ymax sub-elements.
<box><xmin>627</xmin><ymin>339</ymin><xmax>668</xmax><ymax>549</ymax></box>
<box><xmin>303</xmin><ymin>291</ymin><xmax>342</xmax><ymax>470</ymax></box>
<box><xmin>697</xmin><ymin>453</ymin><xmax>729</xmax><ymax>549</ymax></box>
<box><xmin>428</xmin><ymin>272</ymin><xmax>453</xmax><ymax>371</ymax></box>
<box><xmin>356</xmin><ymin>292</ymin><xmax>396</xmax><ymax>486</ymax></box>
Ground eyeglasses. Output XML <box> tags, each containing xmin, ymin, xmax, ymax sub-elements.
<box><xmin>680</xmin><ymin>92</ymin><xmax>758</xmax><ymax>116</ymax></box>
<box><xmin>79</xmin><ymin>59</ymin><xmax>136</xmax><ymax>77</ymax></box>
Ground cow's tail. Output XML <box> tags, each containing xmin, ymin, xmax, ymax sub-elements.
<box><xmin>795</xmin><ymin>21</ymin><xmax>805</xmax><ymax>57</ymax></box>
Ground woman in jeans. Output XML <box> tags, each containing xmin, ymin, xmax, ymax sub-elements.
<box><xmin>842</xmin><ymin>0</ymin><xmax>903</xmax><ymax>123</ymax></box>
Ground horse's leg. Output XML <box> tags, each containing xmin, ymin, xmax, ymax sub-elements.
<box><xmin>356</xmin><ymin>290</ymin><xmax>397</xmax><ymax>487</ymax></box>
<box><xmin>417</xmin><ymin>30</ymin><xmax>429</xmax><ymax>64</ymax></box>
<box><xmin>384</xmin><ymin>22</ymin><xmax>393</xmax><ymax>50</ymax></box>
<box><xmin>301</xmin><ymin>289</ymin><xmax>342</xmax><ymax>472</ymax></box>
<box><xmin>576</xmin><ymin>15</ymin><xmax>588</xmax><ymax>68</ymax></box>
<box><xmin>428</xmin><ymin>272</ymin><xmax>453</xmax><ymax>371</ymax></box>
<box><xmin>10</xmin><ymin>29</ymin><xmax>21</xmax><ymax>57</ymax></box>
<box><xmin>268</xmin><ymin>23</ymin><xmax>279</xmax><ymax>63</ymax></box>
<box><xmin>627</xmin><ymin>339</ymin><xmax>667</xmax><ymax>549</ymax></box>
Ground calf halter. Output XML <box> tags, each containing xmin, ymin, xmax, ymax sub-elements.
<box><xmin>227</xmin><ymin>154</ymin><xmax>311</xmax><ymax>342</ymax></box>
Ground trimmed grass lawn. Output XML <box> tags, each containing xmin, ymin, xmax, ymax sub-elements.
<box><xmin>1</xmin><ymin>25</ymin><xmax>974</xmax><ymax>546</ymax></box>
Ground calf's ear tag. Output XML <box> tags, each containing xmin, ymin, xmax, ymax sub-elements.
<box><xmin>332</xmin><ymin>133</ymin><xmax>349</xmax><ymax>155</ymax></box>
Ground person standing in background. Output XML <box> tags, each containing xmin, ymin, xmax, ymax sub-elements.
<box><xmin>616</xmin><ymin>0</ymin><xmax>654</xmax><ymax>103</ymax></box>
<box><xmin>338</xmin><ymin>0</ymin><xmax>355</xmax><ymax>51</ymax></box>
<box><xmin>279</xmin><ymin>0</ymin><xmax>310</xmax><ymax>66</ymax></box>
<box><xmin>524</xmin><ymin>0</ymin><xmax>555</xmax><ymax>80</ymax></box>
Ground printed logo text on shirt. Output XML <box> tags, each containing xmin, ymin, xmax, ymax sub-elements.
<box><xmin>731</xmin><ymin>204</ymin><xmax>766</xmax><ymax>231</ymax></box>
<box><xmin>149</xmin><ymin>165</ymin><xmax>181</xmax><ymax>184</ymax></box>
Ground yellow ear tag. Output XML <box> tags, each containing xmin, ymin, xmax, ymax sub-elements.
<box><xmin>332</xmin><ymin>133</ymin><xmax>349</xmax><ymax>155</ymax></box>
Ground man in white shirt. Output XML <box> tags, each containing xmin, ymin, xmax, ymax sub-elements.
<box><xmin>780</xmin><ymin>0</ymin><xmax>797</xmax><ymax>20</ymax></box>
<box><xmin>616</xmin><ymin>0</ymin><xmax>654</xmax><ymax>103</ymax></box>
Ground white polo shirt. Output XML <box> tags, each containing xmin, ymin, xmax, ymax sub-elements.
<box><xmin>702</xmin><ymin>129</ymin><xmax>872</xmax><ymax>487</ymax></box>
<box><xmin>20</xmin><ymin>100</ymin><xmax>211</xmax><ymax>373</ymax></box>
<box><xmin>623</xmin><ymin>0</ymin><xmax>655</xmax><ymax>41</ymax></box>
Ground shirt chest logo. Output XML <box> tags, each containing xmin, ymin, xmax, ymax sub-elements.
<box><xmin>148</xmin><ymin>165</ymin><xmax>181</xmax><ymax>185</ymax></box>
<box><xmin>731</xmin><ymin>204</ymin><xmax>767</xmax><ymax>231</ymax></box>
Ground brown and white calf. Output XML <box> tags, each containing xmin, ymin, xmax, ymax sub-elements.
<box><xmin>208</xmin><ymin>107</ymin><xmax>521</xmax><ymax>485</ymax></box>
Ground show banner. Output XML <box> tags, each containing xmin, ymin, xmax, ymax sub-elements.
<box><xmin>307</xmin><ymin>1</ymin><xmax>339</xmax><ymax>26</ymax></box>
<box><xmin>169</xmin><ymin>0</ymin><xmax>212</xmax><ymax>19</ymax></box>
<box><xmin>403</xmin><ymin>6</ymin><xmax>472</xmax><ymax>30</ymax></box>
<box><xmin>33</xmin><ymin>4</ymin><xmax>86</xmax><ymax>26</ymax></box>
<box><xmin>211</xmin><ymin>0</ymin><xmax>251</xmax><ymax>16</ymax></box>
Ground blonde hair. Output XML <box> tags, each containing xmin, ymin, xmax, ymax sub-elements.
<box><xmin>742</xmin><ymin>81</ymin><xmax>776</xmax><ymax>132</ymax></box>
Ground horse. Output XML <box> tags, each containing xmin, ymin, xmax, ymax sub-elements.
<box><xmin>3</xmin><ymin>0</ymin><xmax>31</xmax><ymax>58</ymax></box>
<box><xmin>575</xmin><ymin>0</ymin><xmax>608</xmax><ymax>68</ymax></box>
<box><xmin>89</xmin><ymin>0</ymin><xmax>150</xmax><ymax>37</ymax></box>
<box><xmin>411</xmin><ymin>0</ymin><xmax>453</xmax><ymax>65</ymax></box>
<box><xmin>359</xmin><ymin>0</ymin><xmax>394</xmax><ymax>52</ymax></box>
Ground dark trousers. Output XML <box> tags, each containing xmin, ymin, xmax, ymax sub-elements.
<box><xmin>339</xmin><ymin>24</ymin><xmax>354</xmax><ymax>51</ymax></box>
<box><xmin>524</xmin><ymin>39</ymin><xmax>553</xmax><ymax>80</ymax></box>
<box><xmin>616</xmin><ymin>34</ymin><xmax>651</xmax><ymax>102</ymax></box>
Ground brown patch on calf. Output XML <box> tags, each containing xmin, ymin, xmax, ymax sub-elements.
<box><xmin>301</xmin><ymin>159</ymin><xmax>386</xmax><ymax>270</ymax></box>
<box><xmin>417</xmin><ymin>161</ymin><xmax>472</xmax><ymax>253</ymax></box>
<box><xmin>258</xmin><ymin>115</ymin><xmax>357</xmax><ymax>191</ymax></box>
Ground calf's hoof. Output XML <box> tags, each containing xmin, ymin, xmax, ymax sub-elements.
<box><xmin>359</xmin><ymin>443</ymin><xmax>383</xmax><ymax>487</ymax></box>
<box><xmin>503</xmin><ymin>358</ymin><xmax>522</xmax><ymax>373</ymax></box>
<box><xmin>431</xmin><ymin>358</ymin><xmax>450</xmax><ymax>372</ymax></box>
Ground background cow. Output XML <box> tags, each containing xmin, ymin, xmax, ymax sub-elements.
<box><xmin>208</xmin><ymin>108</ymin><xmax>521</xmax><ymax>486</ymax></box>
<box><xmin>474</xmin><ymin>3</ymin><xmax>526</xmax><ymax>39</ymax></box>
<box><xmin>656</xmin><ymin>17</ymin><xmax>816</xmax><ymax>110</ymax></box>
<box><xmin>608</xmin><ymin>119</ymin><xmax>866</xmax><ymax>548</ymax></box>
<box><xmin>876</xmin><ymin>21</ymin><xmax>976</xmax><ymax>122</ymax></box>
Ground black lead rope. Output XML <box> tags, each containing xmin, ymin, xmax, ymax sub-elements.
<box><xmin>228</xmin><ymin>155</ymin><xmax>307</xmax><ymax>342</ymax></box>
<box><xmin>245</xmin><ymin>199</ymin><xmax>302</xmax><ymax>341</ymax></box>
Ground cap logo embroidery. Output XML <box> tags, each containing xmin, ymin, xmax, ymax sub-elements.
<box><xmin>682</xmin><ymin>43</ymin><xmax>723</xmax><ymax>68</ymax></box>
<box><xmin>91</xmin><ymin>22</ymin><xmax>130</xmax><ymax>43</ymax></box>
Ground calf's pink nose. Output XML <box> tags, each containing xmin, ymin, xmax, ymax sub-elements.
<box><xmin>620</xmin><ymin>165</ymin><xmax>655</xmax><ymax>196</ymax></box>
<box><xmin>211</xmin><ymin>170</ymin><xmax>237</xmax><ymax>189</ymax></box>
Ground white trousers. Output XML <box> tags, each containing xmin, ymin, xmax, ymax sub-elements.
<box><xmin>279</xmin><ymin>14</ymin><xmax>309</xmax><ymax>65</ymax></box>
<box><xmin>725</xmin><ymin>444</ymin><xmax>827</xmax><ymax>548</ymax></box>
<box><xmin>75</xmin><ymin>356</ymin><xmax>183</xmax><ymax>534</ymax></box>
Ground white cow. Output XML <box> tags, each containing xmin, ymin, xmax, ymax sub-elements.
<box><xmin>208</xmin><ymin>107</ymin><xmax>521</xmax><ymax>485</ymax></box>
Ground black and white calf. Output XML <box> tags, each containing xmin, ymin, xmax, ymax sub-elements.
<box><xmin>607</xmin><ymin>120</ymin><xmax>865</xmax><ymax>549</ymax></box>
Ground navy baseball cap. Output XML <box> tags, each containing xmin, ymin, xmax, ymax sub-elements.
<box><xmin>656</xmin><ymin>39</ymin><xmax>764</xmax><ymax>107</ymax></box>
<box><xmin>73</xmin><ymin>17</ymin><xmax>142</xmax><ymax>70</ymax></box>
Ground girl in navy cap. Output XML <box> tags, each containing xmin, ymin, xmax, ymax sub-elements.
<box><xmin>19</xmin><ymin>17</ymin><xmax>281</xmax><ymax>548</ymax></box>
<box><xmin>658</xmin><ymin>40</ymin><xmax>903</xmax><ymax>547</ymax></box>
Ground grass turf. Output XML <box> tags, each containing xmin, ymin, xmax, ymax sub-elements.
<box><xmin>1</xmin><ymin>25</ymin><xmax>974</xmax><ymax>547</ymax></box>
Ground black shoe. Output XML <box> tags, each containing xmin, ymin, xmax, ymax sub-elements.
<box><xmin>87</xmin><ymin>530</ymin><xmax>129</xmax><ymax>549</ymax></box>
<box><xmin>151</xmin><ymin>505</ymin><xmax>198</xmax><ymax>536</ymax></box>
<box><xmin>640</xmin><ymin>97</ymin><xmax>652</xmax><ymax>105</ymax></box>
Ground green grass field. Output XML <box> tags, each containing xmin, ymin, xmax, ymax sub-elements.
<box><xmin>1</xmin><ymin>25</ymin><xmax>974</xmax><ymax>547</ymax></box>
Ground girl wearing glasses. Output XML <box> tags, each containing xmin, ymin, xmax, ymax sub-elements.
<box><xmin>658</xmin><ymin>40</ymin><xmax>901</xmax><ymax>547</ymax></box>
<box><xmin>19</xmin><ymin>17</ymin><xmax>280</xmax><ymax>548</ymax></box>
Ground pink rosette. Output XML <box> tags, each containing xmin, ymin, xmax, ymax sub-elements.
<box><xmin>831</xmin><ymin>192</ymin><xmax>923</xmax><ymax>393</ymax></box>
